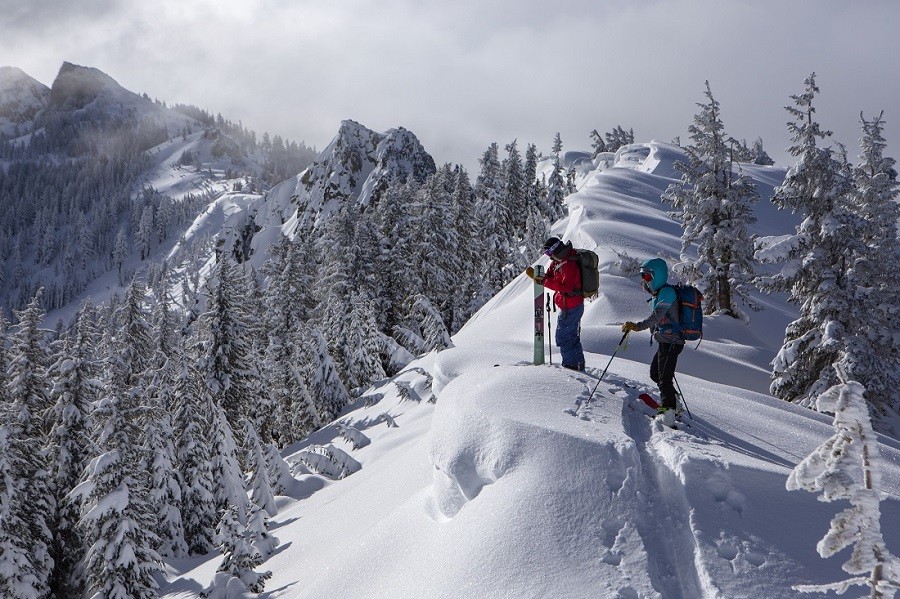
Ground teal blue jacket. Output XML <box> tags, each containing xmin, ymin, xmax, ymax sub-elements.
<box><xmin>634</xmin><ymin>258</ymin><xmax>684</xmax><ymax>345</ymax></box>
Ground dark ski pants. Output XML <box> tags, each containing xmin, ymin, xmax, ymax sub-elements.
<box><xmin>556</xmin><ymin>304</ymin><xmax>585</xmax><ymax>370</ymax></box>
<box><xmin>650</xmin><ymin>342</ymin><xmax>683</xmax><ymax>409</ymax></box>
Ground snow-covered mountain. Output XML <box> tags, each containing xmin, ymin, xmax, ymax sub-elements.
<box><xmin>0</xmin><ymin>62</ymin><xmax>322</xmax><ymax>320</ymax></box>
<box><xmin>286</xmin><ymin>119</ymin><xmax>436</xmax><ymax>233</ymax></box>
<box><xmin>0</xmin><ymin>66</ymin><xmax>50</xmax><ymax>138</ymax></box>
<box><xmin>159</xmin><ymin>141</ymin><xmax>900</xmax><ymax>599</ymax></box>
<box><xmin>35</xmin><ymin>61</ymin><xmax>194</xmax><ymax>134</ymax></box>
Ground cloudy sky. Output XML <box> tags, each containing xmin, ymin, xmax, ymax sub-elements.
<box><xmin>2</xmin><ymin>0</ymin><xmax>899</xmax><ymax>171</ymax></box>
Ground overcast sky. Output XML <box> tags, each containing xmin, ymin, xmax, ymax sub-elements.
<box><xmin>2</xmin><ymin>0</ymin><xmax>899</xmax><ymax>172</ymax></box>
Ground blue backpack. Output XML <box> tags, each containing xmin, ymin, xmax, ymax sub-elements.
<box><xmin>663</xmin><ymin>283</ymin><xmax>703</xmax><ymax>342</ymax></box>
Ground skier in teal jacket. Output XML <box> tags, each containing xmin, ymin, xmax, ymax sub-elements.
<box><xmin>621</xmin><ymin>258</ymin><xmax>684</xmax><ymax>412</ymax></box>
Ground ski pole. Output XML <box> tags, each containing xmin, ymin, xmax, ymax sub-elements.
<box><xmin>546</xmin><ymin>293</ymin><xmax>553</xmax><ymax>364</ymax></box>
<box><xmin>673</xmin><ymin>376</ymin><xmax>693</xmax><ymax>420</ymax></box>
<box><xmin>587</xmin><ymin>330</ymin><xmax>630</xmax><ymax>402</ymax></box>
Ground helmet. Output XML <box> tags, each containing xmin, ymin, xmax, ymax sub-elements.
<box><xmin>543</xmin><ymin>237</ymin><xmax>570</xmax><ymax>260</ymax></box>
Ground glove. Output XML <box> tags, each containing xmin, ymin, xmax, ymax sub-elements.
<box><xmin>525</xmin><ymin>266</ymin><xmax>544</xmax><ymax>283</ymax></box>
<box><xmin>622</xmin><ymin>321</ymin><xmax>638</xmax><ymax>332</ymax></box>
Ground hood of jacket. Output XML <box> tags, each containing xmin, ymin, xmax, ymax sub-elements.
<box><xmin>641</xmin><ymin>258</ymin><xmax>669</xmax><ymax>293</ymax></box>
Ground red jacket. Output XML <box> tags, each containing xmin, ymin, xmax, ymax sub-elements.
<box><xmin>543</xmin><ymin>251</ymin><xmax>583</xmax><ymax>310</ymax></box>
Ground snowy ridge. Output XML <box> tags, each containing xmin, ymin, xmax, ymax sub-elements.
<box><xmin>162</xmin><ymin>142</ymin><xmax>900</xmax><ymax>598</ymax></box>
<box><xmin>37</xmin><ymin>61</ymin><xmax>195</xmax><ymax>134</ymax></box>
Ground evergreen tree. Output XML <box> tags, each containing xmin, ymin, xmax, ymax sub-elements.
<box><xmin>172</xmin><ymin>358</ymin><xmax>218</xmax><ymax>556</ymax></box>
<box><xmin>448</xmin><ymin>167</ymin><xmax>480</xmax><ymax>332</ymax></box>
<box><xmin>474</xmin><ymin>143</ymin><xmax>510</xmax><ymax>296</ymax></box>
<box><xmin>663</xmin><ymin>81</ymin><xmax>759</xmax><ymax>318</ymax></box>
<box><xmin>244</xmin><ymin>420</ymin><xmax>277</xmax><ymax>518</ymax></box>
<box><xmin>590</xmin><ymin>129</ymin><xmax>608</xmax><ymax>157</ymax></box>
<box><xmin>303</xmin><ymin>325</ymin><xmax>349</xmax><ymax>424</ymax></box>
<box><xmin>74</xmin><ymin>287</ymin><xmax>162</xmax><ymax>599</ymax></box>
<box><xmin>263</xmin><ymin>235</ymin><xmax>319</xmax><ymax>446</ymax></box>
<box><xmin>1</xmin><ymin>289</ymin><xmax>54</xmax><ymax>598</ymax></box>
<box><xmin>787</xmin><ymin>366</ymin><xmax>900</xmax><ymax>597</ymax></box>
<box><xmin>546</xmin><ymin>143</ymin><xmax>567</xmax><ymax>223</ymax></box>
<box><xmin>46</xmin><ymin>302</ymin><xmax>100</xmax><ymax>598</ymax></box>
<box><xmin>208</xmin><ymin>395</ymin><xmax>249</xmax><ymax>527</ymax></box>
<box><xmin>756</xmin><ymin>73</ymin><xmax>857</xmax><ymax>408</ymax></box>
<box><xmin>198</xmin><ymin>255</ymin><xmax>258</xmax><ymax>432</ymax></box>
<box><xmin>844</xmin><ymin>111</ymin><xmax>900</xmax><ymax>421</ymax></box>
<box><xmin>202</xmin><ymin>506</ymin><xmax>271</xmax><ymax>596</ymax></box>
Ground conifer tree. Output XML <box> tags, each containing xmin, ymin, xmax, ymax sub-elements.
<box><xmin>787</xmin><ymin>365</ymin><xmax>900</xmax><ymax>597</ymax></box>
<box><xmin>590</xmin><ymin>129</ymin><xmax>607</xmax><ymax>157</ymax></box>
<box><xmin>474</xmin><ymin>143</ymin><xmax>510</xmax><ymax>295</ymax></box>
<box><xmin>756</xmin><ymin>73</ymin><xmax>857</xmax><ymax>407</ymax></box>
<box><xmin>663</xmin><ymin>81</ymin><xmax>759</xmax><ymax>317</ymax></box>
<box><xmin>243</xmin><ymin>420</ymin><xmax>277</xmax><ymax>518</ymax></box>
<box><xmin>46</xmin><ymin>302</ymin><xmax>99</xmax><ymax>598</ymax></box>
<box><xmin>448</xmin><ymin>167</ymin><xmax>480</xmax><ymax>332</ymax></box>
<box><xmin>546</xmin><ymin>140</ymin><xmax>567</xmax><ymax>223</ymax></box>
<box><xmin>263</xmin><ymin>235</ymin><xmax>319</xmax><ymax>446</ymax></box>
<box><xmin>303</xmin><ymin>325</ymin><xmax>349</xmax><ymax>424</ymax></box>
<box><xmin>1</xmin><ymin>289</ymin><xmax>54</xmax><ymax>598</ymax></box>
<box><xmin>172</xmin><ymin>358</ymin><xmax>218</xmax><ymax>555</ymax></box>
<box><xmin>74</xmin><ymin>284</ymin><xmax>162</xmax><ymax>599</ymax></box>
<box><xmin>844</xmin><ymin>111</ymin><xmax>900</xmax><ymax>421</ymax></box>
<box><xmin>198</xmin><ymin>255</ymin><xmax>257</xmax><ymax>431</ymax></box>
<box><xmin>202</xmin><ymin>506</ymin><xmax>271</xmax><ymax>596</ymax></box>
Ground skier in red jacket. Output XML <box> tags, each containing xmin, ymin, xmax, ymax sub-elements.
<box><xmin>526</xmin><ymin>237</ymin><xmax>585</xmax><ymax>371</ymax></box>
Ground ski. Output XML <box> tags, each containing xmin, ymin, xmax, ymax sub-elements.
<box><xmin>639</xmin><ymin>393</ymin><xmax>659</xmax><ymax>410</ymax></box>
<box><xmin>533</xmin><ymin>265</ymin><xmax>545</xmax><ymax>365</ymax></box>
<box><xmin>637</xmin><ymin>393</ymin><xmax>689</xmax><ymax>429</ymax></box>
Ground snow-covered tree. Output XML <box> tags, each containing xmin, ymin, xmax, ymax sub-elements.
<box><xmin>848</xmin><ymin>111</ymin><xmax>900</xmax><ymax>420</ymax></box>
<box><xmin>756</xmin><ymin>73</ymin><xmax>858</xmax><ymax>407</ymax></box>
<box><xmin>787</xmin><ymin>365</ymin><xmax>900</xmax><ymax>598</ymax></box>
<box><xmin>74</xmin><ymin>291</ymin><xmax>162</xmax><ymax>599</ymax></box>
<box><xmin>590</xmin><ymin>129</ymin><xmax>608</xmax><ymax>157</ymax></box>
<box><xmin>198</xmin><ymin>255</ymin><xmax>258</xmax><ymax>431</ymax></box>
<box><xmin>1</xmin><ymin>288</ymin><xmax>54</xmax><ymax>598</ymax></box>
<box><xmin>172</xmin><ymin>358</ymin><xmax>218</xmax><ymax>556</ymax></box>
<box><xmin>243</xmin><ymin>420</ymin><xmax>277</xmax><ymax>518</ymax></box>
<box><xmin>303</xmin><ymin>325</ymin><xmax>349</xmax><ymax>425</ymax></box>
<box><xmin>663</xmin><ymin>81</ymin><xmax>759</xmax><ymax>318</ymax></box>
<box><xmin>474</xmin><ymin>142</ymin><xmax>511</xmax><ymax>295</ymax></box>
<box><xmin>46</xmin><ymin>301</ymin><xmax>100</xmax><ymax>598</ymax></box>
<box><xmin>202</xmin><ymin>506</ymin><xmax>271</xmax><ymax>597</ymax></box>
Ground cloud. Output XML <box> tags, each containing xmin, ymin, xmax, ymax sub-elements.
<box><xmin>1</xmin><ymin>0</ymin><xmax>898</xmax><ymax>172</ymax></box>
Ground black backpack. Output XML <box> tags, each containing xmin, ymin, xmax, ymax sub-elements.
<box><xmin>573</xmin><ymin>249</ymin><xmax>600</xmax><ymax>299</ymax></box>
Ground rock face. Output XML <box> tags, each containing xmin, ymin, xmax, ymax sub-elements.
<box><xmin>0</xmin><ymin>66</ymin><xmax>50</xmax><ymax>137</ymax></box>
<box><xmin>292</xmin><ymin>119</ymin><xmax>437</xmax><ymax>232</ymax></box>
<box><xmin>46</xmin><ymin>61</ymin><xmax>123</xmax><ymax>112</ymax></box>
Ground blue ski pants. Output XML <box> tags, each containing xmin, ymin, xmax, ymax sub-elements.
<box><xmin>556</xmin><ymin>304</ymin><xmax>585</xmax><ymax>369</ymax></box>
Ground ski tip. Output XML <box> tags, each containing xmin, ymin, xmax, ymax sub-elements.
<box><xmin>639</xmin><ymin>393</ymin><xmax>660</xmax><ymax>409</ymax></box>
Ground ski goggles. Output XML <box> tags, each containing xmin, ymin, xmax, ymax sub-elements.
<box><xmin>544</xmin><ymin>240</ymin><xmax>563</xmax><ymax>257</ymax></box>
<box><xmin>640</xmin><ymin>271</ymin><xmax>653</xmax><ymax>282</ymax></box>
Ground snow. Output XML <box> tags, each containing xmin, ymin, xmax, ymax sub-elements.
<box><xmin>160</xmin><ymin>142</ymin><xmax>900</xmax><ymax>598</ymax></box>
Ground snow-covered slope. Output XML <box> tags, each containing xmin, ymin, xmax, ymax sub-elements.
<box><xmin>162</xmin><ymin>142</ymin><xmax>900</xmax><ymax>598</ymax></box>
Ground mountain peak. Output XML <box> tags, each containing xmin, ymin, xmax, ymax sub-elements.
<box><xmin>0</xmin><ymin>66</ymin><xmax>50</xmax><ymax>137</ymax></box>
<box><xmin>47</xmin><ymin>61</ymin><xmax>125</xmax><ymax>111</ymax></box>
